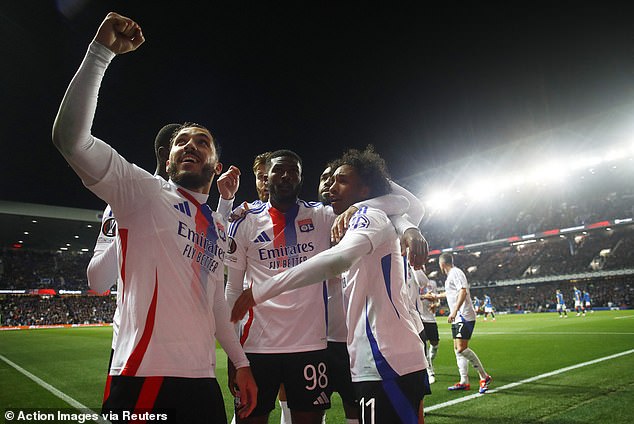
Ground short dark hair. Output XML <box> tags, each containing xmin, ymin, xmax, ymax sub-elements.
<box><xmin>439</xmin><ymin>252</ymin><xmax>454</xmax><ymax>265</ymax></box>
<box><xmin>154</xmin><ymin>123</ymin><xmax>180</xmax><ymax>162</ymax></box>
<box><xmin>338</xmin><ymin>145</ymin><xmax>391</xmax><ymax>198</ymax></box>
<box><xmin>253</xmin><ymin>152</ymin><xmax>272</xmax><ymax>174</ymax></box>
<box><xmin>266</xmin><ymin>149</ymin><xmax>303</xmax><ymax>170</ymax></box>
<box><xmin>170</xmin><ymin>122</ymin><xmax>221</xmax><ymax>159</ymax></box>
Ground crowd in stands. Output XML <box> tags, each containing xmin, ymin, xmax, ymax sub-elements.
<box><xmin>0</xmin><ymin>295</ymin><xmax>116</xmax><ymax>326</ymax></box>
<box><xmin>0</xmin><ymin>249</ymin><xmax>92</xmax><ymax>291</ymax></box>
<box><xmin>426</xmin><ymin>225</ymin><xmax>634</xmax><ymax>287</ymax></box>
<box><xmin>422</xmin><ymin>162</ymin><xmax>634</xmax><ymax>249</ymax></box>
<box><xmin>468</xmin><ymin>279</ymin><xmax>632</xmax><ymax>313</ymax></box>
<box><xmin>1</xmin><ymin>161</ymin><xmax>632</xmax><ymax>325</ymax></box>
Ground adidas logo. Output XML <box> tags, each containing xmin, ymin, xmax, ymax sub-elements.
<box><xmin>174</xmin><ymin>201</ymin><xmax>192</xmax><ymax>217</ymax></box>
<box><xmin>252</xmin><ymin>231</ymin><xmax>271</xmax><ymax>243</ymax></box>
<box><xmin>312</xmin><ymin>391</ymin><xmax>330</xmax><ymax>406</ymax></box>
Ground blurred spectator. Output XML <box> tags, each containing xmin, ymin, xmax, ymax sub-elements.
<box><xmin>0</xmin><ymin>295</ymin><xmax>115</xmax><ymax>326</ymax></box>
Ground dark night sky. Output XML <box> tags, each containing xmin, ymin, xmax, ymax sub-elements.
<box><xmin>1</xmin><ymin>1</ymin><xmax>632</xmax><ymax>211</ymax></box>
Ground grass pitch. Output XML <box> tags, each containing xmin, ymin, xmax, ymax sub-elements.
<box><xmin>1</xmin><ymin>310</ymin><xmax>633</xmax><ymax>423</ymax></box>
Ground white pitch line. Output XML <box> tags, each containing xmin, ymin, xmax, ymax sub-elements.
<box><xmin>614</xmin><ymin>315</ymin><xmax>634</xmax><ymax>320</ymax></box>
<box><xmin>425</xmin><ymin>348</ymin><xmax>634</xmax><ymax>412</ymax></box>
<box><xmin>0</xmin><ymin>354</ymin><xmax>110</xmax><ymax>424</ymax></box>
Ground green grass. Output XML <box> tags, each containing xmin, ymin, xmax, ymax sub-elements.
<box><xmin>1</xmin><ymin>310</ymin><xmax>633</xmax><ymax>423</ymax></box>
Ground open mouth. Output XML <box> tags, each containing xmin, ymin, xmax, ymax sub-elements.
<box><xmin>181</xmin><ymin>154</ymin><xmax>199</xmax><ymax>164</ymax></box>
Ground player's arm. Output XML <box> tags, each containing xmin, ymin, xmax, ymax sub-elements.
<box><xmin>423</xmin><ymin>291</ymin><xmax>446</xmax><ymax>301</ymax></box>
<box><xmin>87</xmin><ymin>239</ymin><xmax>118</xmax><ymax>294</ymax></box>
<box><xmin>212</xmin><ymin>272</ymin><xmax>257</xmax><ymax>418</ymax></box>
<box><xmin>411</xmin><ymin>268</ymin><xmax>429</xmax><ymax>288</ymax></box>
<box><xmin>231</xmin><ymin>232</ymin><xmax>373</xmax><ymax>322</ymax></box>
<box><xmin>387</xmin><ymin>181</ymin><xmax>428</xmax><ymax>269</ymax></box>
<box><xmin>387</xmin><ymin>180</ymin><xmax>425</xmax><ymax>227</ymax></box>
<box><xmin>225</xmin><ymin>267</ymin><xmax>247</xmax><ymax>310</ymax></box>
<box><xmin>52</xmin><ymin>13</ymin><xmax>144</xmax><ymax>186</ymax></box>
<box><xmin>448</xmin><ymin>288</ymin><xmax>467</xmax><ymax>323</ymax></box>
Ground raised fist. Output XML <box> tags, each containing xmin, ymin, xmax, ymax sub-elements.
<box><xmin>94</xmin><ymin>12</ymin><xmax>145</xmax><ymax>54</ymax></box>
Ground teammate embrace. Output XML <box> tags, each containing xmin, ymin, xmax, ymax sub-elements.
<box><xmin>54</xmin><ymin>11</ymin><xmax>467</xmax><ymax>424</ymax></box>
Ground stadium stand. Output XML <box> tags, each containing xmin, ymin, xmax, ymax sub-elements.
<box><xmin>1</xmin><ymin>141</ymin><xmax>633</xmax><ymax>326</ymax></box>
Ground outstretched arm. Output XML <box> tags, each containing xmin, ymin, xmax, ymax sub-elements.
<box><xmin>231</xmin><ymin>232</ymin><xmax>372</xmax><ymax>322</ymax></box>
<box><xmin>52</xmin><ymin>13</ymin><xmax>144</xmax><ymax>186</ymax></box>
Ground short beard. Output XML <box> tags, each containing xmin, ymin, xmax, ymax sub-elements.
<box><xmin>168</xmin><ymin>162</ymin><xmax>214</xmax><ymax>191</ymax></box>
<box><xmin>269</xmin><ymin>182</ymin><xmax>302</xmax><ymax>205</ymax></box>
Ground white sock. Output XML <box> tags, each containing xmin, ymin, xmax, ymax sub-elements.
<box><xmin>346</xmin><ymin>419</ymin><xmax>359</xmax><ymax>424</ymax></box>
<box><xmin>279</xmin><ymin>400</ymin><xmax>292</xmax><ymax>424</ymax></box>
<box><xmin>455</xmin><ymin>350</ymin><xmax>469</xmax><ymax>384</ymax></box>
<box><xmin>429</xmin><ymin>344</ymin><xmax>438</xmax><ymax>361</ymax></box>
<box><xmin>460</xmin><ymin>348</ymin><xmax>487</xmax><ymax>379</ymax></box>
<box><xmin>428</xmin><ymin>345</ymin><xmax>438</xmax><ymax>373</ymax></box>
<box><xmin>321</xmin><ymin>412</ymin><xmax>326</xmax><ymax>424</ymax></box>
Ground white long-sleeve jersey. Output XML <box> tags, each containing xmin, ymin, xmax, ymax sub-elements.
<box><xmin>250</xmin><ymin>206</ymin><xmax>427</xmax><ymax>382</ymax></box>
<box><xmin>53</xmin><ymin>41</ymin><xmax>248</xmax><ymax>377</ymax></box>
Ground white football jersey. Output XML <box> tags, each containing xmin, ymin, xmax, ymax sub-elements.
<box><xmin>444</xmin><ymin>266</ymin><xmax>477</xmax><ymax>322</ymax></box>
<box><xmin>53</xmin><ymin>40</ymin><xmax>248</xmax><ymax>379</ymax></box>
<box><xmin>226</xmin><ymin>200</ymin><xmax>334</xmax><ymax>353</ymax></box>
<box><xmin>412</xmin><ymin>270</ymin><xmax>438</xmax><ymax>323</ymax></box>
<box><xmin>342</xmin><ymin>207</ymin><xmax>427</xmax><ymax>382</ymax></box>
<box><xmin>327</xmin><ymin>276</ymin><xmax>347</xmax><ymax>343</ymax></box>
<box><xmin>405</xmin><ymin>265</ymin><xmax>424</xmax><ymax>333</ymax></box>
<box><xmin>89</xmin><ymin>157</ymin><xmax>246</xmax><ymax>378</ymax></box>
<box><xmin>92</xmin><ymin>205</ymin><xmax>121</xmax><ymax>349</ymax></box>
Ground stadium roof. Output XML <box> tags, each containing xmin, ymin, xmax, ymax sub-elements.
<box><xmin>0</xmin><ymin>201</ymin><xmax>102</xmax><ymax>252</ymax></box>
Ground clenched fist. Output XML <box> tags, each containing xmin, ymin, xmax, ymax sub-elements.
<box><xmin>94</xmin><ymin>12</ymin><xmax>145</xmax><ymax>54</ymax></box>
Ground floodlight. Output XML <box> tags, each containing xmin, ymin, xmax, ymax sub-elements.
<box><xmin>425</xmin><ymin>190</ymin><xmax>455</xmax><ymax>211</ymax></box>
<box><xmin>466</xmin><ymin>178</ymin><xmax>497</xmax><ymax>201</ymax></box>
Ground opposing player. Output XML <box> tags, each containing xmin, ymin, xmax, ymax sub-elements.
<box><xmin>556</xmin><ymin>289</ymin><xmax>568</xmax><ymax>318</ymax></box>
<box><xmin>583</xmin><ymin>289</ymin><xmax>593</xmax><ymax>314</ymax></box>
<box><xmin>231</xmin><ymin>147</ymin><xmax>431</xmax><ymax>423</ymax></box>
<box><xmin>473</xmin><ymin>296</ymin><xmax>482</xmax><ymax>317</ymax></box>
<box><xmin>412</xmin><ymin>268</ymin><xmax>440</xmax><ymax>384</ymax></box>
<box><xmin>53</xmin><ymin>12</ymin><xmax>256</xmax><ymax>421</ymax></box>
<box><xmin>430</xmin><ymin>253</ymin><xmax>491</xmax><ymax>394</ymax></box>
<box><xmin>483</xmin><ymin>294</ymin><xmax>496</xmax><ymax>321</ymax></box>
<box><xmin>573</xmin><ymin>286</ymin><xmax>586</xmax><ymax>316</ymax></box>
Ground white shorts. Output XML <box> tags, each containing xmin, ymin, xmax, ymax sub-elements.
<box><xmin>574</xmin><ymin>301</ymin><xmax>582</xmax><ymax>308</ymax></box>
<box><xmin>484</xmin><ymin>306</ymin><xmax>493</xmax><ymax>313</ymax></box>
<box><xmin>556</xmin><ymin>304</ymin><xmax>566</xmax><ymax>311</ymax></box>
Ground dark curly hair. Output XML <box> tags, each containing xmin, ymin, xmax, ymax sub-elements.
<box><xmin>338</xmin><ymin>145</ymin><xmax>391</xmax><ymax>198</ymax></box>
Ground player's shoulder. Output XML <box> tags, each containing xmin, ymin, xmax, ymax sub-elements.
<box><xmin>353</xmin><ymin>205</ymin><xmax>390</xmax><ymax>224</ymax></box>
<box><xmin>228</xmin><ymin>202</ymin><xmax>267</xmax><ymax>234</ymax></box>
<box><xmin>298</xmin><ymin>199</ymin><xmax>324</xmax><ymax>209</ymax></box>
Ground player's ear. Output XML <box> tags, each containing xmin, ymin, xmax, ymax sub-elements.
<box><xmin>165</xmin><ymin>159</ymin><xmax>170</xmax><ymax>173</ymax></box>
<box><xmin>158</xmin><ymin>146</ymin><xmax>169</xmax><ymax>164</ymax></box>
<box><xmin>214</xmin><ymin>162</ymin><xmax>223</xmax><ymax>175</ymax></box>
